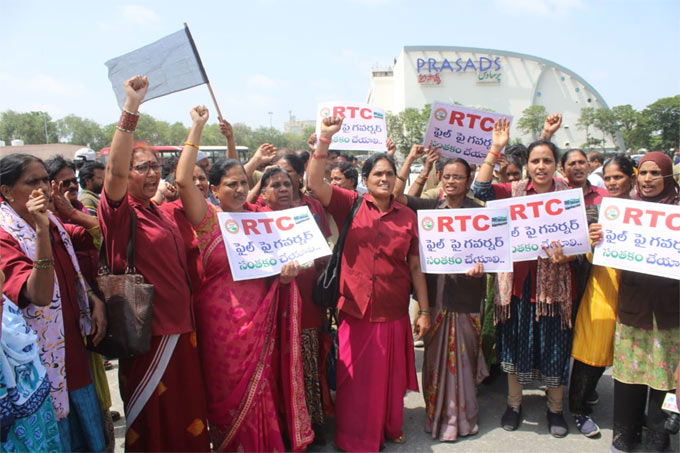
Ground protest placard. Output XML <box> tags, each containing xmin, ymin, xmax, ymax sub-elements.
<box><xmin>315</xmin><ymin>101</ymin><xmax>387</xmax><ymax>152</ymax></box>
<box><xmin>418</xmin><ymin>207</ymin><xmax>512</xmax><ymax>273</ymax></box>
<box><xmin>486</xmin><ymin>188</ymin><xmax>590</xmax><ymax>262</ymax></box>
<box><xmin>423</xmin><ymin>102</ymin><xmax>513</xmax><ymax>165</ymax></box>
<box><xmin>592</xmin><ymin>197</ymin><xmax>680</xmax><ymax>280</ymax></box>
<box><xmin>217</xmin><ymin>206</ymin><xmax>331</xmax><ymax>281</ymax></box>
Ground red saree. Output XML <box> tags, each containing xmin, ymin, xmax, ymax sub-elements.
<box><xmin>194</xmin><ymin>204</ymin><xmax>313</xmax><ymax>452</ymax></box>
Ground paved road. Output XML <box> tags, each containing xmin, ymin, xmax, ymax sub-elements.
<box><xmin>106</xmin><ymin>347</ymin><xmax>678</xmax><ymax>452</ymax></box>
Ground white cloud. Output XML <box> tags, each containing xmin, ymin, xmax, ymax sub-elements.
<box><xmin>494</xmin><ymin>0</ymin><xmax>583</xmax><ymax>16</ymax></box>
<box><xmin>247</xmin><ymin>74</ymin><xmax>281</xmax><ymax>90</ymax></box>
<box><xmin>121</xmin><ymin>4</ymin><xmax>161</xmax><ymax>24</ymax></box>
<box><xmin>0</xmin><ymin>72</ymin><xmax>85</xmax><ymax>97</ymax></box>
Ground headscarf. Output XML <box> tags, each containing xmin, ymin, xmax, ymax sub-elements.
<box><xmin>632</xmin><ymin>151</ymin><xmax>680</xmax><ymax>205</ymax></box>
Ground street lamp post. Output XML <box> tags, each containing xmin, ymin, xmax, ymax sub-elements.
<box><xmin>268</xmin><ymin>112</ymin><xmax>273</xmax><ymax>129</ymax></box>
<box><xmin>42</xmin><ymin>113</ymin><xmax>49</xmax><ymax>144</ymax></box>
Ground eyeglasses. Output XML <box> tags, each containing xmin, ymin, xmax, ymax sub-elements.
<box><xmin>442</xmin><ymin>174</ymin><xmax>468</xmax><ymax>181</ymax></box>
<box><xmin>130</xmin><ymin>161</ymin><xmax>161</xmax><ymax>174</ymax></box>
<box><xmin>60</xmin><ymin>177</ymin><xmax>79</xmax><ymax>187</ymax></box>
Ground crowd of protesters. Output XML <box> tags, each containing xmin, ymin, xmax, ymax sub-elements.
<box><xmin>0</xmin><ymin>74</ymin><xmax>678</xmax><ymax>453</ymax></box>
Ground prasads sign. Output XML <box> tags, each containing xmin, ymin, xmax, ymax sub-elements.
<box><xmin>415</xmin><ymin>56</ymin><xmax>502</xmax><ymax>85</ymax></box>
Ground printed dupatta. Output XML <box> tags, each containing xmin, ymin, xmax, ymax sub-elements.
<box><xmin>0</xmin><ymin>201</ymin><xmax>92</xmax><ymax>420</ymax></box>
<box><xmin>493</xmin><ymin>179</ymin><xmax>573</xmax><ymax>328</ymax></box>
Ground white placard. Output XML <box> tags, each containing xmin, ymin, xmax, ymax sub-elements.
<box><xmin>217</xmin><ymin>206</ymin><xmax>332</xmax><ymax>281</ymax></box>
<box><xmin>486</xmin><ymin>189</ymin><xmax>591</xmax><ymax>262</ymax></box>
<box><xmin>592</xmin><ymin>197</ymin><xmax>680</xmax><ymax>280</ymax></box>
<box><xmin>315</xmin><ymin>101</ymin><xmax>387</xmax><ymax>152</ymax></box>
<box><xmin>417</xmin><ymin>207</ymin><xmax>513</xmax><ymax>273</ymax></box>
<box><xmin>423</xmin><ymin>102</ymin><xmax>513</xmax><ymax>165</ymax></box>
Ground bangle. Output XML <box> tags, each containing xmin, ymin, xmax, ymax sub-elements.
<box><xmin>419</xmin><ymin>175</ymin><xmax>429</xmax><ymax>181</ymax></box>
<box><xmin>418</xmin><ymin>310</ymin><xmax>431</xmax><ymax>316</ymax></box>
<box><xmin>312</xmin><ymin>153</ymin><xmax>328</xmax><ymax>160</ymax></box>
<box><xmin>482</xmin><ymin>161</ymin><xmax>495</xmax><ymax>168</ymax></box>
<box><xmin>488</xmin><ymin>151</ymin><xmax>501</xmax><ymax>158</ymax></box>
<box><xmin>118</xmin><ymin>110</ymin><xmax>139</xmax><ymax>133</ymax></box>
<box><xmin>415</xmin><ymin>178</ymin><xmax>425</xmax><ymax>185</ymax></box>
<box><xmin>116</xmin><ymin>125</ymin><xmax>134</xmax><ymax>133</ymax></box>
<box><xmin>184</xmin><ymin>141</ymin><xmax>200</xmax><ymax>150</ymax></box>
<box><xmin>87</xmin><ymin>289</ymin><xmax>96</xmax><ymax>297</ymax></box>
<box><xmin>123</xmin><ymin>108</ymin><xmax>139</xmax><ymax>117</ymax></box>
<box><xmin>318</xmin><ymin>136</ymin><xmax>332</xmax><ymax>144</ymax></box>
<box><xmin>396</xmin><ymin>175</ymin><xmax>406</xmax><ymax>182</ymax></box>
<box><xmin>33</xmin><ymin>258</ymin><xmax>54</xmax><ymax>269</ymax></box>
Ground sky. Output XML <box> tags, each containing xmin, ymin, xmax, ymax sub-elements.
<box><xmin>1</xmin><ymin>0</ymin><xmax>678</xmax><ymax>131</ymax></box>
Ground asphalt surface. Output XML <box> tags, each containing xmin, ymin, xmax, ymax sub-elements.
<box><xmin>106</xmin><ymin>346</ymin><xmax>679</xmax><ymax>452</ymax></box>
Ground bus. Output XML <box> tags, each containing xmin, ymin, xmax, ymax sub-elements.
<box><xmin>98</xmin><ymin>145</ymin><xmax>249</xmax><ymax>164</ymax></box>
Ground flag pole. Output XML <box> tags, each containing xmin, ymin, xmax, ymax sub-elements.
<box><xmin>184</xmin><ymin>22</ymin><xmax>224</xmax><ymax>121</ymax></box>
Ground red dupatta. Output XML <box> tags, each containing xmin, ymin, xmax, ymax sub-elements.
<box><xmin>217</xmin><ymin>280</ymin><xmax>313</xmax><ymax>451</ymax></box>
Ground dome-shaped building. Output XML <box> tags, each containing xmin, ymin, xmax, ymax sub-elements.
<box><xmin>368</xmin><ymin>46</ymin><xmax>623</xmax><ymax>150</ymax></box>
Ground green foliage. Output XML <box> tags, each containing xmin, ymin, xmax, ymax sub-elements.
<box><xmin>0</xmin><ymin>110</ymin><xmax>59</xmax><ymax>144</ymax></box>
<box><xmin>56</xmin><ymin>114</ymin><xmax>109</xmax><ymax>149</ymax></box>
<box><xmin>517</xmin><ymin>105</ymin><xmax>548</xmax><ymax>139</ymax></box>
<box><xmin>577</xmin><ymin>107</ymin><xmax>596</xmax><ymax>145</ymax></box>
<box><xmin>643</xmin><ymin>95</ymin><xmax>680</xmax><ymax>151</ymax></box>
<box><xmin>592</xmin><ymin>108</ymin><xmax>620</xmax><ymax>152</ymax></box>
<box><xmin>386</xmin><ymin>104</ymin><xmax>431</xmax><ymax>158</ymax></box>
<box><xmin>611</xmin><ymin>104</ymin><xmax>651</xmax><ymax>151</ymax></box>
<box><xmin>577</xmin><ymin>107</ymin><xmax>620</xmax><ymax>151</ymax></box>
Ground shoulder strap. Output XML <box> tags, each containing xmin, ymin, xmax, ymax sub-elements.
<box><xmin>333</xmin><ymin>195</ymin><xmax>363</xmax><ymax>258</ymax></box>
<box><xmin>98</xmin><ymin>207</ymin><xmax>138</xmax><ymax>275</ymax></box>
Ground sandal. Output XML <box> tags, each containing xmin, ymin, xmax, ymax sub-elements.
<box><xmin>390</xmin><ymin>433</ymin><xmax>406</xmax><ymax>444</ymax></box>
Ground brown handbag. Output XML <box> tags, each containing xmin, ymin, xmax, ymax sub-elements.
<box><xmin>87</xmin><ymin>208</ymin><xmax>154</xmax><ymax>358</ymax></box>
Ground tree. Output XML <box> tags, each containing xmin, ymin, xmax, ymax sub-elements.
<box><xmin>385</xmin><ymin>104</ymin><xmax>431</xmax><ymax>158</ymax></box>
<box><xmin>592</xmin><ymin>108</ymin><xmax>620</xmax><ymax>152</ymax></box>
<box><xmin>56</xmin><ymin>114</ymin><xmax>109</xmax><ymax>149</ymax></box>
<box><xmin>576</xmin><ymin>107</ymin><xmax>596</xmax><ymax>148</ymax></box>
<box><xmin>0</xmin><ymin>110</ymin><xmax>59</xmax><ymax>144</ymax></box>
<box><xmin>643</xmin><ymin>95</ymin><xmax>680</xmax><ymax>152</ymax></box>
<box><xmin>517</xmin><ymin>105</ymin><xmax>548</xmax><ymax>139</ymax></box>
<box><xmin>612</xmin><ymin>104</ymin><xmax>651</xmax><ymax>151</ymax></box>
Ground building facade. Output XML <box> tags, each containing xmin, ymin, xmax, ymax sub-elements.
<box><xmin>367</xmin><ymin>46</ymin><xmax>623</xmax><ymax>150</ymax></box>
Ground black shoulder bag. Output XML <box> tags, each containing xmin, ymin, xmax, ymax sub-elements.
<box><xmin>312</xmin><ymin>195</ymin><xmax>363</xmax><ymax>308</ymax></box>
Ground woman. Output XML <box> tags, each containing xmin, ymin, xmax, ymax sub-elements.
<box><xmin>604</xmin><ymin>152</ymin><xmax>679</xmax><ymax>452</ymax></box>
<box><xmin>568</xmin><ymin>155</ymin><xmax>635</xmax><ymax>438</ymax></box>
<box><xmin>174</xmin><ymin>106</ymin><xmax>312</xmax><ymax>452</ymax></box>
<box><xmin>498</xmin><ymin>153</ymin><xmax>524</xmax><ymax>183</ymax></box>
<box><xmin>393</xmin><ymin>145</ymin><xmax>489</xmax><ymax>441</ymax></box>
<box><xmin>329</xmin><ymin>161</ymin><xmax>358</xmax><ymax>191</ymax></box>
<box><xmin>1</xmin><ymin>256</ymin><xmax>62</xmax><ymax>452</ymax></box>
<box><xmin>472</xmin><ymin>118</ymin><xmax>574</xmax><ymax>438</ymax></box>
<box><xmin>0</xmin><ymin>154</ymin><xmax>107</xmax><ymax>451</ymax></box>
<box><xmin>307</xmin><ymin>116</ymin><xmax>431</xmax><ymax>452</ymax></box>
<box><xmin>98</xmin><ymin>76</ymin><xmax>210</xmax><ymax>451</ymax></box>
<box><xmin>260</xmin><ymin>155</ymin><xmax>332</xmax><ymax>440</ymax></box>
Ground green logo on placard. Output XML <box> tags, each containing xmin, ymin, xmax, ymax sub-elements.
<box><xmin>605</xmin><ymin>206</ymin><xmax>620</xmax><ymax>220</ymax></box>
<box><xmin>434</xmin><ymin>108</ymin><xmax>447</xmax><ymax>121</ymax></box>
<box><xmin>224</xmin><ymin>220</ymin><xmax>239</xmax><ymax>234</ymax></box>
